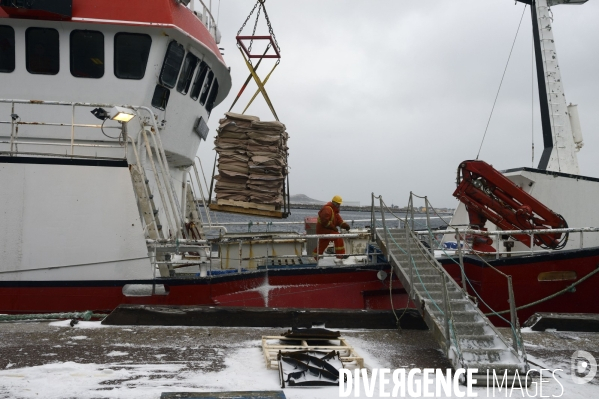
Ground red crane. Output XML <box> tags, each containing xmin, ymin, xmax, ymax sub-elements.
<box><xmin>453</xmin><ymin>160</ymin><xmax>568</xmax><ymax>252</ymax></box>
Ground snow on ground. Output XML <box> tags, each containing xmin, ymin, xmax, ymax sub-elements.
<box><xmin>1</xmin><ymin>322</ymin><xmax>599</xmax><ymax>398</ymax></box>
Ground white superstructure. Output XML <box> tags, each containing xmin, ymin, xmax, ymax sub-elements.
<box><xmin>0</xmin><ymin>0</ymin><xmax>232</xmax><ymax>282</ymax></box>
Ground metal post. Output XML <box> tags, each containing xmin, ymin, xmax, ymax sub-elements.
<box><xmin>425</xmin><ymin>197</ymin><xmax>434</xmax><ymax>254</ymax></box>
<box><xmin>9</xmin><ymin>101</ymin><xmax>16</xmax><ymax>153</ymax></box>
<box><xmin>455</xmin><ymin>228</ymin><xmax>467</xmax><ymax>293</ymax></box>
<box><xmin>507</xmin><ymin>276</ymin><xmax>519</xmax><ymax>353</ymax></box>
<box><xmin>121</xmin><ymin>122</ymin><xmax>128</xmax><ymax>157</ymax></box>
<box><xmin>70</xmin><ymin>104</ymin><xmax>75</xmax><ymax>155</ymax></box>
<box><xmin>406</xmin><ymin>223</ymin><xmax>413</xmax><ymax>297</ymax></box>
<box><xmin>410</xmin><ymin>192</ymin><xmax>415</xmax><ymax>231</ymax></box>
<box><xmin>530</xmin><ymin>232</ymin><xmax>534</xmax><ymax>255</ymax></box>
<box><xmin>238</xmin><ymin>241</ymin><xmax>242</xmax><ymax>273</ymax></box>
<box><xmin>580</xmin><ymin>231</ymin><xmax>583</xmax><ymax>249</ymax></box>
<box><xmin>441</xmin><ymin>272</ymin><xmax>451</xmax><ymax>355</ymax></box>
<box><xmin>370</xmin><ymin>193</ymin><xmax>376</xmax><ymax>242</ymax></box>
<box><xmin>379</xmin><ymin>197</ymin><xmax>390</xmax><ymax>263</ymax></box>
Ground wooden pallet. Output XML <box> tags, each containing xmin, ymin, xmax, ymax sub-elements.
<box><xmin>217</xmin><ymin>199</ymin><xmax>277</xmax><ymax>211</ymax></box>
<box><xmin>210</xmin><ymin>202</ymin><xmax>284</xmax><ymax>218</ymax></box>
<box><xmin>261</xmin><ymin>335</ymin><xmax>364</xmax><ymax>370</ymax></box>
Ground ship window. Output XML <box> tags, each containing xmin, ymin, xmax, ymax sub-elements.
<box><xmin>26</xmin><ymin>27</ymin><xmax>59</xmax><ymax>75</ymax></box>
<box><xmin>151</xmin><ymin>84</ymin><xmax>170</xmax><ymax>111</ymax></box>
<box><xmin>206</xmin><ymin>79</ymin><xmax>219</xmax><ymax>113</ymax></box>
<box><xmin>0</xmin><ymin>25</ymin><xmax>15</xmax><ymax>73</ymax></box>
<box><xmin>159</xmin><ymin>41</ymin><xmax>185</xmax><ymax>89</ymax></box>
<box><xmin>114</xmin><ymin>33</ymin><xmax>151</xmax><ymax>80</ymax></box>
<box><xmin>176</xmin><ymin>52</ymin><xmax>199</xmax><ymax>95</ymax></box>
<box><xmin>70</xmin><ymin>30</ymin><xmax>104</xmax><ymax>78</ymax></box>
<box><xmin>199</xmin><ymin>71</ymin><xmax>214</xmax><ymax>106</ymax></box>
<box><xmin>190</xmin><ymin>62</ymin><xmax>208</xmax><ymax>101</ymax></box>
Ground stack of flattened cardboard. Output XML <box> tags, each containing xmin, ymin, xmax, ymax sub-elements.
<box><xmin>212</xmin><ymin>112</ymin><xmax>289</xmax><ymax>211</ymax></box>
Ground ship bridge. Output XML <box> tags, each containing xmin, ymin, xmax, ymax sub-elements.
<box><xmin>0</xmin><ymin>0</ymin><xmax>231</xmax><ymax>166</ymax></box>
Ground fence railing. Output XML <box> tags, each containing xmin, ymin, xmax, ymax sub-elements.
<box><xmin>0</xmin><ymin>99</ymin><xmax>133</xmax><ymax>159</ymax></box>
<box><xmin>419</xmin><ymin>226</ymin><xmax>599</xmax><ymax>258</ymax></box>
<box><xmin>373</xmin><ymin>192</ymin><xmax>527</xmax><ymax>361</ymax></box>
<box><xmin>192</xmin><ymin>0</ymin><xmax>221</xmax><ymax>43</ymax></box>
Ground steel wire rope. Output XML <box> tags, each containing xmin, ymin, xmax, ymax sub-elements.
<box><xmin>485</xmin><ymin>267</ymin><xmax>599</xmax><ymax>316</ymax></box>
<box><xmin>476</xmin><ymin>4</ymin><xmax>527</xmax><ymax>160</ymax></box>
<box><xmin>531</xmin><ymin>30</ymin><xmax>535</xmax><ymax>168</ymax></box>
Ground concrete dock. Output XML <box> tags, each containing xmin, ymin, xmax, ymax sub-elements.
<box><xmin>0</xmin><ymin>321</ymin><xmax>598</xmax><ymax>398</ymax></box>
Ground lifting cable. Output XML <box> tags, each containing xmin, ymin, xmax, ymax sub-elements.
<box><xmin>229</xmin><ymin>0</ymin><xmax>282</xmax><ymax>121</ymax></box>
<box><xmin>476</xmin><ymin>4</ymin><xmax>527</xmax><ymax>160</ymax></box>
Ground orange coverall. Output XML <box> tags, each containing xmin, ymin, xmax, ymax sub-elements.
<box><xmin>312</xmin><ymin>202</ymin><xmax>349</xmax><ymax>259</ymax></box>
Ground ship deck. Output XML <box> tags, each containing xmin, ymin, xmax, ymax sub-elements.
<box><xmin>1</xmin><ymin>321</ymin><xmax>598</xmax><ymax>398</ymax></box>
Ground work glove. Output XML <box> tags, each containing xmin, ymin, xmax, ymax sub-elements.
<box><xmin>341</xmin><ymin>223</ymin><xmax>350</xmax><ymax>232</ymax></box>
<box><xmin>329</xmin><ymin>227</ymin><xmax>339</xmax><ymax>234</ymax></box>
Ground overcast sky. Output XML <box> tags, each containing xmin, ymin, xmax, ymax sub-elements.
<box><xmin>196</xmin><ymin>0</ymin><xmax>599</xmax><ymax>208</ymax></box>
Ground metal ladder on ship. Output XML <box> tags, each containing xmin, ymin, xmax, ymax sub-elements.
<box><xmin>373</xmin><ymin>193</ymin><xmax>528</xmax><ymax>384</ymax></box>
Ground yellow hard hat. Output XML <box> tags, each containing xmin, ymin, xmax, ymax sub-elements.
<box><xmin>332</xmin><ymin>195</ymin><xmax>343</xmax><ymax>204</ymax></box>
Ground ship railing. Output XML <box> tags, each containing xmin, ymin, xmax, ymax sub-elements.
<box><xmin>146</xmin><ymin>233</ymin><xmax>370</xmax><ymax>275</ymax></box>
<box><xmin>416</xmin><ymin>227</ymin><xmax>599</xmax><ymax>259</ymax></box>
<box><xmin>0</xmin><ymin>99</ymin><xmax>141</xmax><ymax>159</ymax></box>
<box><xmin>190</xmin><ymin>0</ymin><xmax>221</xmax><ymax>44</ymax></box>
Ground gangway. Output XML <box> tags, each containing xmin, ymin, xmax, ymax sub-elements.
<box><xmin>373</xmin><ymin>193</ymin><xmax>528</xmax><ymax>384</ymax></box>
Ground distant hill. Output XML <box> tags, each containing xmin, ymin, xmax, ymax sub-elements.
<box><xmin>290</xmin><ymin>194</ymin><xmax>325</xmax><ymax>205</ymax></box>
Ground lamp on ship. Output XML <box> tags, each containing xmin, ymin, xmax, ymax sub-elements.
<box><xmin>109</xmin><ymin>106</ymin><xmax>136</xmax><ymax>123</ymax></box>
<box><xmin>90</xmin><ymin>106</ymin><xmax>135</xmax><ymax>123</ymax></box>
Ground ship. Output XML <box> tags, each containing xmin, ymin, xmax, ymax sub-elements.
<box><xmin>0</xmin><ymin>0</ymin><xmax>405</xmax><ymax>315</ymax></box>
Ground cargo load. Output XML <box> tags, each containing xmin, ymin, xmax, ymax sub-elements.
<box><xmin>209</xmin><ymin>112</ymin><xmax>290</xmax><ymax>218</ymax></box>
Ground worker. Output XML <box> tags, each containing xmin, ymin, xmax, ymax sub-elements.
<box><xmin>313</xmin><ymin>195</ymin><xmax>351</xmax><ymax>260</ymax></box>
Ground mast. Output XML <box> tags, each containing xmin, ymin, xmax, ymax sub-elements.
<box><xmin>517</xmin><ymin>0</ymin><xmax>587</xmax><ymax>174</ymax></box>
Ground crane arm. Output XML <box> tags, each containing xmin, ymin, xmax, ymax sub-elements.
<box><xmin>452</xmin><ymin>160</ymin><xmax>568</xmax><ymax>252</ymax></box>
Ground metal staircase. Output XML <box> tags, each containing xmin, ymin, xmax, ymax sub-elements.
<box><xmin>373</xmin><ymin>195</ymin><xmax>528</xmax><ymax>383</ymax></box>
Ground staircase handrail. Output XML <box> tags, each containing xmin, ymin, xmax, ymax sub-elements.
<box><xmin>416</xmin><ymin>193</ymin><xmax>528</xmax><ymax>359</ymax></box>
<box><xmin>127</xmin><ymin>135</ymin><xmax>162</xmax><ymax>238</ymax></box>
<box><xmin>378</xmin><ymin>192</ymin><xmax>528</xmax><ymax>368</ymax></box>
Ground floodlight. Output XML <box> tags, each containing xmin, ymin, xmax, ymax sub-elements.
<box><xmin>109</xmin><ymin>106</ymin><xmax>135</xmax><ymax>123</ymax></box>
